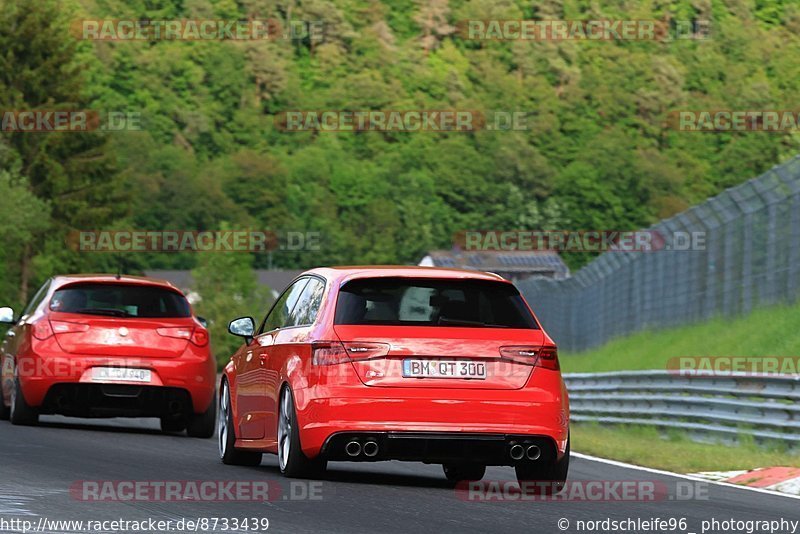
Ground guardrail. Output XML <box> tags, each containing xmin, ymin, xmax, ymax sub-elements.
<box><xmin>564</xmin><ymin>371</ymin><xmax>800</xmax><ymax>445</ymax></box>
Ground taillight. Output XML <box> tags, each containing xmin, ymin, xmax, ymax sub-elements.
<box><xmin>157</xmin><ymin>327</ymin><xmax>209</xmax><ymax>346</ymax></box>
<box><xmin>312</xmin><ymin>341</ymin><xmax>390</xmax><ymax>365</ymax></box>
<box><xmin>191</xmin><ymin>329</ymin><xmax>209</xmax><ymax>347</ymax></box>
<box><xmin>342</xmin><ymin>342</ymin><xmax>390</xmax><ymax>360</ymax></box>
<box><xmin>31</xmin><ymin>319</ymin><xmax>54</xmax><ymax>340</ymax></box>
<box><xmin>499</xmin><ymin>346</ymin><xmax>538</xmax><ymax>365</ymax></box>
<box><xmin>50</xmin><ymin>320</ymin><xmax>90</xmax><ymax>334</ymax></box>
<box><xmin>499</xmin><ymin>345</ymin><xmax>559</xmax><ymax>369</ymax></box>
<box><xmin>312</xmin><ymin>341</ymin><xmax>349</xmax><ymax>365</ymax></box>
<box><xmin>157</xmin><ymin>326</ymin><xmax>192</xmax><ymax>340</ymax></box>
<box><xmin>536</xmin><ymin>346</ymin><xmax>560</xmax><ymax>370</ymax></box>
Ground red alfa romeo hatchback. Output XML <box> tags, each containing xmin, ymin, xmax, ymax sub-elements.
<box><xmin>0</xmin><ymin>275</ymin><xmax>216</xmax><ymax>437</ymax></box>
<box><xmin>219</xmin><ymin>267</ymin><xmax>569</xmax><ymax>486</ymax></box>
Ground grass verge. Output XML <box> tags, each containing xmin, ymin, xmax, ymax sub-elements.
<box><xmin>560</xmin><ymin>302</ymin><xmax>800</xmax><ymax>473</ymax></box>
<box><xmin>561</xmin><ymin>300</ymin><xmax>800</xmax><ymax>373</ymax></box>
<box><xmin>572</xmin><ymin>423</ymin><xmax>800</xmax><ymax>473</ymax></box>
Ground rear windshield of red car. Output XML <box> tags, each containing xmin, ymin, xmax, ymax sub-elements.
<box><xmin>49</xmin><ymin>283</ymin><xmax>191</xmax><ymax>318</ymax></box>
<box><xmin>334</xmin><ymin>277</ymin><xmax>539</xmax><ymax>329</ymax></box>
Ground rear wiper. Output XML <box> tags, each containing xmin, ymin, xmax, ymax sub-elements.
<box><xmin>74</xmin><ymin>307</ymin><xmax>132</xmax><ymax>317</ymax></box>
<box><xmin>438</xmin><ymin>317</ymin><xmax>509</xmax><ymax>328</ymax></box>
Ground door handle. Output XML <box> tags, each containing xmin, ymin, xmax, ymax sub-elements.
<box><xmin>6</xmin><ymin>331</ymin><xmax>14</xmax><ymax>338</ymax></box>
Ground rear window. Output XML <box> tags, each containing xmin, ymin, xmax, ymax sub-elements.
<box><xmin>334</xmin><ymin>277</ymin><xmax>538</xmax><ymax>329</ymax></box>
<box><xmin>50</xmin><ymin>283</ymin><xmax>191</xmax><ymax>318</ymax></box>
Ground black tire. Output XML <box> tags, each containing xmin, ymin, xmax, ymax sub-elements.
<box><xmin>278</xmin><ymin>386</ymin><xmax>326</xmax><ymax>478</ymax></box>
<box><xmin>219</xmin><ymin>380</ymin><xmax>262</xmax><ymax>466</ymax></box>
<box><xmin>187</xmin><ymin>394</ymin><xmax>216</xmax><ymax>438</ymax></box>
<box><xmin>0</xmin><ymin>357</ymin><xmax>9</xmax><ymax>420</ymax></box>
<box><xmin>0</xmin><ymin>377</ymin><xmax>10</xmax><ymax>420</ymax></box>
<box><xmin>10</xmin><ymin>377</ymin><xmax>39</xmax><ymax>426</ymax></box>
<box><xmin>515</xmin><ymin>437</ymin><xmax>570</xmax><ymax>495</ymax></box>
<box><xmin>443</xmin><ymin>463</ymin><xmax>486</xmax><ymax>483</ymax></box>
<box><xmin>160</xmin><ymin>417</ymin><xmax>187</xmax><ymax>433</ymax></box>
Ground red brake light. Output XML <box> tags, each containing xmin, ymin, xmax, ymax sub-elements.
<box><xmin>191</xmin><ymin>328</ymin><xmax>209</xmax><ymax>347</ymax></box>
<box><xmin>536</xmin><ymin>346</ymin><xmax>560</xmax><ymax>370</ymax></box>
<box><xmin>31</xmin><ymin>319</ymin><xmax>54</xmax><ymax>340</ymax></box>
<box><xmin>499</xmin><ymin>345</ymin><xmax>559</xmax><ymax>369</ymax></box>
<box><xmin>157</xmin><ymin>326</ymin><xmax>209</xmax><ymax>347</ymax></box>
<box><xmin>312</xmin><ymin>341</ymin><xmax>390</xmax><ymax>365</ymax></box>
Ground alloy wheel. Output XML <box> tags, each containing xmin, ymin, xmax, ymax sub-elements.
<box><xmin>278</xmin><ymin>388</ymin><xmax>292</xmax><ymax>471</ymax></box>
<box><xmin>218</xmin><ymin>382</ymin><xmax>229</xmax><ymax>458</ymax></box>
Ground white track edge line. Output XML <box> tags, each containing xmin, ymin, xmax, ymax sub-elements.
<box><xmin>572</xmin><ymin>452</ymin><xmax>800</xmax><ymax>502</ymax></box>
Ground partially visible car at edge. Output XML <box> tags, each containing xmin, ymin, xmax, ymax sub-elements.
<box><xmin>0</xmin><ymin>274</ymin><xmax>216</xmax><ymax>437</ymax></box>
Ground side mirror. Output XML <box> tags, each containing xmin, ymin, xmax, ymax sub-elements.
<box><xmin>196</xmin><ymin>316</ymin><xmax>209</xmax><ymax>329</ymax></box>
<box><xmin>0</xmin><ymin>307</ymin><xmax>14</xmax><ymax>324</ymax></box>
<box><xmin>228</xmin><ymin>316</ymin><xmax>256</xmax><ymax>340</ymax></box>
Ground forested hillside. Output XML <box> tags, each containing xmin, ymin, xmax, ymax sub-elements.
<box><xmin>2</xmin><ymin>0</ymin><xmax>799</xmax><ymax>308</ymax></box>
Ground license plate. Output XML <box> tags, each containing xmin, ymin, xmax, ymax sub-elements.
<box><xmin>92</xmin><ymin>367</ymin><xmax>152</xmax><ymax>383</ymax></box>
<box><xmin>402</xmin><ymin>359</ymin><xmax>487</xmax><ymax>380</ymax></box>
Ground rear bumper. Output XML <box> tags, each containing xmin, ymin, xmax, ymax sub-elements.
<box><xmin>321</xmin><ymin>432</ymin><xmax>558</xmax><ymax>466</ymax></box>
<box><xmin>293</xmin><ymin>379</ymin><xmax>569</xmax><ymax>460</ymax></box>
<box><xmin>40</xmin><ymin>383</ymin><xmax>193</xmax><ymax>418</ymax></box>
<box><xmin>13</xmin><ymin>346</ymin><xmax>216</xmax><ymax>415</ymax></box>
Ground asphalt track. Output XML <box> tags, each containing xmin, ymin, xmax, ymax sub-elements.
<box><xmin>0</xmin><ymin>416</ymin><xmax>798</xmax><ymax>534</ymax></box>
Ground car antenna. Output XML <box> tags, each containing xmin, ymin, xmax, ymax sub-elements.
<box><xmin>116</xmin><ymin>258</ymin><xmax>122</xmax><ymax>280</ymax></box>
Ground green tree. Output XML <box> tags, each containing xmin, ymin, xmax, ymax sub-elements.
<box><xmin>4</xmin><ymin>0</ymin><xmax>799</xmax><ymax>278</ymax></box>
<box><xmin>0</xmin><ymin>170</ymin><xmax>50</xmax><ymax>308</ymax></box>
<box><xmin>0</xmin><ymin>0</ymin><xmax>121</xmax><ymax>301</ymax></box>
<box><xmin>190</xmin><ymin>246</ymin><xmax>272</xmax><ymax>367</ymax></box>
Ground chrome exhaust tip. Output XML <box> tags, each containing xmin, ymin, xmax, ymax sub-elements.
<box><xmin>363</xmin><ymin>441</ymin><xmax>379</xmax><ymax>457</ymax></box>
<box><xmin>345</xmin><ymin>441</ymin><xmax>362</xmax><ymax>457</ymax></box>
<box><xmin>509</xmin><ymin>444</ymin><xmax>525</xmax><ymax>461</ymax></box>
<box><xmin>526</xmin><ymin>445</ymin><xmax>541</xmax><ymax>460</ymax></box>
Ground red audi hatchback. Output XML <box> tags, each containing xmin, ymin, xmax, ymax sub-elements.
<box><xmin>0</xmin><ymin>275</ymin><xmax>216</xmax><ymax>437</ymax></box>
<box><xmin>219</xmin><ymin>267</ymin><xmax>569</xmax><ymax>486</ymax></box>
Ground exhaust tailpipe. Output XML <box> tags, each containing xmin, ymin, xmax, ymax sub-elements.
<box><xmin>345</xmin><ymin>441</ymin><xmax>362</xmax><ymax>457</ymax></box>
<box><xmin>363</xmin><ymin>441</ymin><xmax>379</xmax><ymax>457</ymax></box>
<box><xmin>509</xmin><ymin>444</ymin><xmax>525</xmax><ymax>461</ymax></box>
<box><xmin>526</xmin><ymin>445</ymin><xmax>541</xmax><ymax>460</ymax></box>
